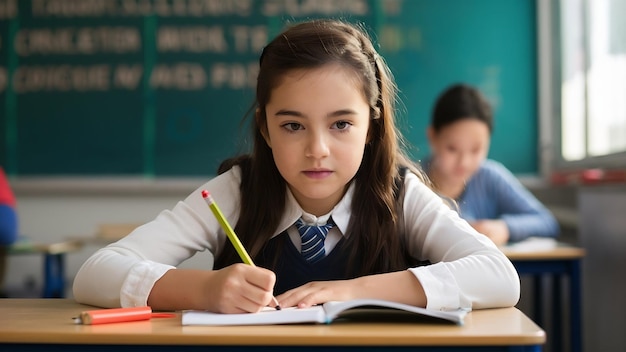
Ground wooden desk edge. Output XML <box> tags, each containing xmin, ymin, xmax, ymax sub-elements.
<box><xmin>501</xmin><ymin>245</ymin><xmax>585</xmax><ymax>260</ymax></box>
<box><xmin>0</xmin><ymin>333</ymin><xmax>547</xmax><ymax>347</ymax></box>
<box><xmin>0</xmin><ymin>300</ymin><xmax>546</xmax><ymax>347</ymax></box>
<box><xmin>8</xmin><ymin>239</ymin><xmax>84</xmax><ymax>255</ymax></box>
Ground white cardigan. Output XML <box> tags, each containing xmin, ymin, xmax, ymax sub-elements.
<box><xmin>73</xmin><ymin>167</ymin><xmax>520</xmax><ymax>310</ymax></box>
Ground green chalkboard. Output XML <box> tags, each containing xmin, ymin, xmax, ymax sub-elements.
<box><xmin>1</xmin><ymin>0</ymin><xmax>538</xmax><ymax>178</ymax></box>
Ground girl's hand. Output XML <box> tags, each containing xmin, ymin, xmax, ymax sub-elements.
<box><xmin>470</xmin><ymin>219</ymin><xmax>510</xmax><ymax>246</ymax></box>
<box><xmin>203</xmin><ymin>264</ymin><xmax>278</xmax><ymax>313</ymax></box>
<box><xmin>275</xmin><ymin>271</ymin><xmax>427</xmax><ymax>309</ymax></box>
<box><xmin>276</xmin><ymin>280</ymin><xmax>356</xmax><ymax>308</ymax></box>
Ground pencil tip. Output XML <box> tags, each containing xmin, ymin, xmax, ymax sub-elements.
<box><xmin>271</xmin><ymin>297</ymin><xmax>281</xmax><ymax>310</ymax></box>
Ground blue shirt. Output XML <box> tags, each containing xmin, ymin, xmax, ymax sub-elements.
<box><xmin>0</xmin><ymin>167</ymin><xmax>18</xmax><ymax>246</ymax></box>
<box><xmin>423</xmin><ymin>159</ymin><xmax>559</xmax><ymax>242</ymax></box>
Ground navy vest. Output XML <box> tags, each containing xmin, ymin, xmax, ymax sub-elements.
<box><xmin>256</xmin><ymin>231</ymin><xmax>360</xmax><ymax>295</ymax></box>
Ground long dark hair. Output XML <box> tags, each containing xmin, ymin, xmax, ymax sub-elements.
<box><xmin>431</xmin><ymin>83</ymin><xmax>494</xmax><ymax>134</ymax></box>
<box><xmin>214</xmin><ymin>19</ymin><xmax>427</xmax><ymax>276</ymax></box>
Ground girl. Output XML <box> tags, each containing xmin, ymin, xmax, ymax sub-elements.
<box><xmin>73</xmin><ymin>20</ymin><xmax>519</xmax><ymax>313</ymax></box>
<box><xmin>0</xmin><ymin>167</ymin><xmax>18</xmax><ymax>247</ymax></box>
<box><xmin>1</xmin><ymin>166</ymin><xmax>18</xmax><ymax>297</ymax></box>
<box><xmin>423</xmin><ymin>83</ymin><xmax>559</xmax><ymax>245</ymax></box>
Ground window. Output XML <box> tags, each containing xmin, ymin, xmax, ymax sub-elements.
<box><xmin>552</xmin><ymin>0</ymin><xmax>626</xmax><ymax>169</ymax></box>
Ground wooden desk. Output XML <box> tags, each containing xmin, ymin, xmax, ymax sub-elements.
<box><xmin>8</xmin><ymin>239</ymin><xmax>83</xmax><ymax>298</ymax></box>
<box><xmin>502</xmin><ymin>244</ymin><xmax>585</xmax><ymax>352</ymax></box>
<box><xmin>0</xmin><ymin>299</ymin><xmax>545</xmax><ymax>352</ymax></box>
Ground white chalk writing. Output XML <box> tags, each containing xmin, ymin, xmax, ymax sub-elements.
<box><xmin>0</xmin><ymin>0</ymin><xmax>394</xmax><ymax>93</ymax></box>
<box><xmin>158</xmin><ymin>26</ymin><xmax>227</xmax><ymax>53</ymax></box>
<box><xmin>13</xmin><ymin>65</ymin><xmax>111</xmax><ymax>92</ymax></box>
<box><xmin>0</xmin><ymin>67</ymin><xmax>6</xmax><ymax>92</ymax></box>
<box><xmin>15</xmin><ymin>27</ymin><xmax>140</xmax><ymax>56</ymax></box>
<box><xmin>261</xmin><ymin>0</ymin><xmax>368</xmax><ymax>16</ymax></box>
<box><xmin>30</xmin><ymin>0</ymin><xmax>254</xmax><ymax>17</ymax></box>
<box><xmin>0</xmin><ymin>0</ymin><xmax>17</xmax><ymax>19</ymax></box>
<box><xmin>150</xmin><ymin>63</ymin><xmax>206</xmax><ymax>90</ymax></box>
<box><xmin>211</xmin><ymin>62</ymin><xmax>257</xmax><ymax>89</ymax></box>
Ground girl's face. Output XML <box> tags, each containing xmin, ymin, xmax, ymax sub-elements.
<box><xmin>262</xmin><ymin>64</ymin><xmax>371</xmax><ymax>216</ymax></box>
<box><xmin>428</xmin><ymin>118</ymin><xmax>490</xmax><ymax>184</ymax></box>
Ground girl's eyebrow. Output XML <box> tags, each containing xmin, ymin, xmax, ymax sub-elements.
<box><xmin>273</xmin><ymin>109</ymin><xmax>358</xmax><ymax>118</ymax></box>
<box><xmin>328</xmin><ymin>109</ymin><xmax>358</xmax><ymax>118</ymax></box>
<box><xmin>274</xmin><ymin>109</ymin><xmax>303</xmax><ymax>117</ymax></box>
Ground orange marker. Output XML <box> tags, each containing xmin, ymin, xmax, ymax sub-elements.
<box><xmin>73</xmin><ymin>306</ymin><xmax>175</xmax><ymax>325</ymax></box>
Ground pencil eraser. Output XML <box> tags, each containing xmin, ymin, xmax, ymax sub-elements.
<box><xmin>201</xmin><ymin>190</ymin><xmax>209</xmax><ymax>198</ymax></box>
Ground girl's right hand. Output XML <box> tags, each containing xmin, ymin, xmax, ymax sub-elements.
<box><xmin>203</xmin><ymin>263</ymin><xmax>277</xmax><ymax>314</ymax></box>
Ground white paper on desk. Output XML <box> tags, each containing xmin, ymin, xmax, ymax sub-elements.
<box><xmin>505</xmin><ymin>237</ymin><xmax>558</xmax><ymax>252</ymax></box>
<box><xmin>181</xmin><ymin>299</ymin><xmax>467</xmax><ymax>326</ymax></box>
<box><xmin>182</xmin><ymin>306</ymin><xmax>326</xmax><ymax>326</ymax></box>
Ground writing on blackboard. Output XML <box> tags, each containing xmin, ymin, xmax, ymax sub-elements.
<box><xmin>12</xmin><ymin>25</ymin><xmax>268</xmax><ymax>56</ymax></box>
<box><xmin>27</xmin><ymin>0</ymin><xmax>369</xmax><ymax>18</ymax></box>
<box><xmin>0</xmin><ymin>0</ymin><xmax>16</xmax><ymax>19</ymax></box>
<box><xmin>15</xmin><ymin>27</ymin><xmax>141</xmax><ymax>55</ymax></box>
<box><xmin>2</xmin><ymin>0</ymin><xmax>432</xmax><ymax>177</ymax></box>
<box><xmin>1</xmin><ymin>62</ymin><xmax>258</xmax><ymax>92</ymax></box>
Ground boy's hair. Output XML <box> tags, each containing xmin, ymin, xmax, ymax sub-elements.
<box><xmin>215</xmin><ymin>19</ymin><xmax>425</xmax><ymax>276</ymax></box>
<box><xmin>431</xmin><ymin>83</ymin><xmax>493</xmax><ymax>134</ymax></box>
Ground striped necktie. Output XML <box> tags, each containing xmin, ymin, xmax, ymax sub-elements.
<box><xmin>295</xmin><ymin>218</ymin><xmax>335</xmax><ymax>263</ymax></box>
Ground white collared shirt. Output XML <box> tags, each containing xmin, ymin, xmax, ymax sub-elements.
<box><xmin>73</xmin><ymin>166</ymin><xmax>520</xmax><ymax>311</ymax></box>
<box><xmin>290</xmin><ymin>209</ymin><xmax>340</xmax><ymax>255</ymax></box>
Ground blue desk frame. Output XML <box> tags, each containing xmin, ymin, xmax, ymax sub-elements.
<box><xmin>42</xmin><ymin>252</ymin><xmax>66</xmax><ymax>298</ymax></box>
<box><xmin>510</xmin><ymin>254</ymin><xmax>582</xmax><ymax>352</ymax></box>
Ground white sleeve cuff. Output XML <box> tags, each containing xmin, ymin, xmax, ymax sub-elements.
<box><xmin>409</xmin><ymin>263</ymin><xmax>469</xmax><ymax>311</ymax></box>
<box><xmin>120</xmin><ymin>261</ymin><xmax>175</xmax><ymax>307</ymax></box>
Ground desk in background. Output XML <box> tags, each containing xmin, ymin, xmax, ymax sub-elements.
<box><xmin>0</xmin><ymin>299</ymin><xmax>545</xmax><ymax>352</ymax></box>
<box><xmin>10</xmin><ymin>223</ymin><xmax>140</xmax><ymax>298</ymax></box>
<box><xmin>502</xmin><ymin>242</ymin><xmax>585</xmax><ymax>352</ymax></box>
<box><xmin>7</xmin><ymin>239</ymin><xmax>83</xmax><ymax>298</ymax></box>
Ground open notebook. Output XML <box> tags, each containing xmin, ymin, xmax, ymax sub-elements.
<box><xmin>182</xmin><ymin>299</ymin><xmax>468</xmax><ymax>326</ymax></box>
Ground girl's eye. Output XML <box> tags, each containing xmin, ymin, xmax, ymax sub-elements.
<box><xmin>333</xmin><ymin>121</ymin><xmax>351</xmax><ymax>130</ymax></box>
<box><xmin>282</xmin><ymin>122</ymin><xmax>303</xmax><ymax>132</ymax></box>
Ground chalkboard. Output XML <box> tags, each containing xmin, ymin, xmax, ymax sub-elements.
<box><xmin>1</xmin><ymin>0</ymin><xmax>538</xmax><ymax>178</ymax></box>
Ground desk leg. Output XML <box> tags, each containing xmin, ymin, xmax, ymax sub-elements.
<box><xmin>533</xmin><ymin>275</ymin><xmax>543</xmax><ymax>328</ymax></box>
<box><xmin>514</xmin><ymin>258</ymin><xmax>582</xmax><ymax>352</ymax></box>
<box><xmin>570</xmin><ymin>260</ymin><xmax>582</xmax><ymax>352</ymax></box>
<box><xmin>552</xmin><ymin>274</ymin><xmax>562</xmax><ymax>352</ymax></box>
<box><xmin>43</xmin><ymin>253</ymin><xmax>65</xmax><ymax>298</ymax></box>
